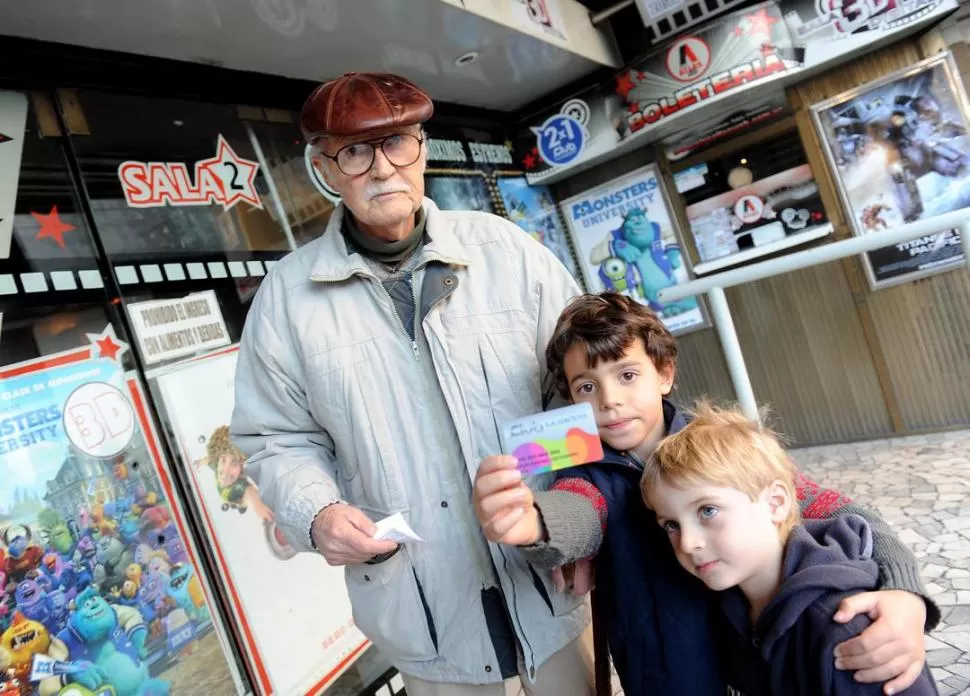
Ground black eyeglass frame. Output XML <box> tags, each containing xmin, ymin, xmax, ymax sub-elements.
<box><xmin>315</xmin><ymin>132</ymin><xmax>426</xmax><ymax>176</ymax></box>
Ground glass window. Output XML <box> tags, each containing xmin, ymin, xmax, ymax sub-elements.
<box><xmin>0</xmin><ymin>89</ymin><xmax>247</xmax><ymax>696</ymax></box>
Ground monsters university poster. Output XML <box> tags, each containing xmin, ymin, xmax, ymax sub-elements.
<box><xmin>561</xmin><ymin>164</ymin><xmax>708</xmax><ymax>334</ymax></box>
<box><xmin>0</xmin><ymin>328</ymin><xmax>239</xmax><ymax>696</ymax></box>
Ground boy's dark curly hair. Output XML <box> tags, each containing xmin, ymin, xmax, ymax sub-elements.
<box><xmin>545</xmin><ymin>292</ymin><xmax>678</xmax><ymax>401</ymax></box>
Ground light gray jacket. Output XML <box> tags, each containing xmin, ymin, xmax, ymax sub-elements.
<box><xmin>230</xmin><ymin>199</ymin><xmax>588</xmax><ymax>684</ymax></box>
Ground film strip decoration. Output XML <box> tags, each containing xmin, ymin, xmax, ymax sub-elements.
<box><xmin>425</xmin><ymin>168</ymin><xmax>506</xmax><ymax>217</ymax></box>
<box><xmin>638</xmin><ymin>0</ymin><xmax>750</xmax><ymax>43</ymax></box>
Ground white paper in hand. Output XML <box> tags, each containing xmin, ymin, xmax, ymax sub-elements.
<box><xmin>373</xmin><ymin>513</ymin><xmax>424</xmax><ymax>544</ymax></box>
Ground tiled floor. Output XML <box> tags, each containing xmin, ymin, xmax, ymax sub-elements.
<box><xmin>793</xmin><ymin>429</ymin><xmax>970</xmax><ymax>696</ymax></box>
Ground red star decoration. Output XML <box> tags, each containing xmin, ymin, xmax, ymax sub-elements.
<box><xmin>96</xmin><ymin>335</ymin><xmax>122</xmax><ymax>361</ymax></box>
<box><xmin>523</xmin><ymin>151</ymin><xmax>538</xmax><ymax>170</ymax></box>
<box><xmin>32</xmin><ymin>205</ymin><xmax>76</xmax><ymax>249</ymax></box>
<box><xmin>627</xmin><ymin>101</ymin><xmax>641</xmax><ymax>114</ymax></box>
<box><xmin>87</xmin><ymin>326</ymin><xmax>129</xmax><ymax>362</ymax></box>
<box><xmin>636</xmin><ymin>71</ymin><xmax>646</xmax><ymax>81</ymax></box>
<box><xmin>744</xmin><ymin>8</ymin><xmax>778</xmax><ymax>37</ymax></box>
<box><xmin>196</xmin><ymin>135</ymin><xmax>263</xmax><ymax>211</ymax></box>
<box><xmin>615</xmin><ymin>72</ymin><xmax>636</xmax><ymax>100</ymax></box>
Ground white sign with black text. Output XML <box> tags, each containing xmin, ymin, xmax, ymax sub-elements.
<box><xmin>127</xmin><ymin>290</ymin><xmax>231</xmax><ymax>364</ymax></box>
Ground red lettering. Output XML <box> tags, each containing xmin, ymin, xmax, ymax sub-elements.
<box><xmin>644</xmin><ymin>103</ymin><xmax>664</xmax><ymax>125</ymax></box>
<box><xmin>627</xmin><ymin>112</ymin><xmax>645</xmax><ymax>133</ymax></box>
<box><xmin>731</xmin><ymin>64</ymin><xmax>755</xmax><ymax>87</ymax></box>
<box><xmin>712</xmin><ymin>71</ymin><xmax>733</xmax><ymax>94</ymax></box>
<box><xmin>149</xmin><ymin>164</ymin><xmax>180</xmax><ymax>206</ymax></box>
<box><xmin>118</xmin><ymin>163</ymin><xmax>151</xmax><ymax>206</ymax></box>
<box><xmin>69</xmin><ymin>403</ymin><xmax>105</xmax><ymax>449</ymax></box>
<box><xmin>171</xmin><ymin>165</ymin><xmax>202</xmax><ymax>202</ymax></box>
<box><xmin>676</xmin><ymin>87</ymin><xmax>698</xmax><ymax>109</ymax></box>
<box><xmin>196</xmin><ymin>167</ymin><xmax>225</xmax><ymax>205</ymax></box>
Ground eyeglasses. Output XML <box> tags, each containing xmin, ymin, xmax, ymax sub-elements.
<box><xmin>318</xmin><ymin>133</ymin><xmax>424</xmax><ymax>176</ymax></box>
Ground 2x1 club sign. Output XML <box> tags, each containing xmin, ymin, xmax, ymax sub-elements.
<box><xmin>118</xmin><ymin>135</ymin><xmax>264</xmax><ymax>211</ymax></box>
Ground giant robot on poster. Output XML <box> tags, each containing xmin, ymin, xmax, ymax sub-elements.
<box><xmin>825</xmin><ymin>67</ymin><xmax>970</xmax><ymax>224</ymax></box>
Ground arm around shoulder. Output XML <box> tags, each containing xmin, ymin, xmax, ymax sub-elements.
<box><xmin>229</xmin><ymin>278</ymin><xmax>343</xmax><ymax>553</ymax></box>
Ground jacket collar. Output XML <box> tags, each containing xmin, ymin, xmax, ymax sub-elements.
<box><xmin>310</xmin><ymin>197</ymin><xmax>470</xmax><ymax>282</ymax></box>
<box><xmin>599</xmin><ymin>398</ymin><xmax>687</xmax><ymax>467</ymax></box>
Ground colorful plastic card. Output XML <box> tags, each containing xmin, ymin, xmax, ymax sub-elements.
<box><xmin>499</xmin><ymin>402</ymin><xmax>604</xmax><ymax>476</ymax></box>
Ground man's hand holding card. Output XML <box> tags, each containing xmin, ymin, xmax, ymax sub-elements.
<box><xmin>473</xmin><ymin>403</ymin><xmax>603</xmax><ymax>547</ymax></box>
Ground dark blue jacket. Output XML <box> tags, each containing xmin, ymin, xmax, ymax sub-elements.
<box><xmin>717</xmin><ymin>516</ymin><xmax>939</xmax><ymax>696</ymax></box>
<box><xmin>557</xmin><ymin>400</ymin><xmax>726</xmax><ymax>695</ymax></box>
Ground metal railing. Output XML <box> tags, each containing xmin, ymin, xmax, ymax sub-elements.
<box><xmin>657</xmin><ymin>208</ymin><xmax>970</xmax><ymax>420</ymax></box>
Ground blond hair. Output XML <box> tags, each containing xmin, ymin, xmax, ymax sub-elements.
<box><xmin>641</xmin><ymin>401</ymin><xmax>800</xmax><ymax>539</ymax></box>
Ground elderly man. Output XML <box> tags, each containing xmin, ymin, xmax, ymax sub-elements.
<box><xmin>230</xmin><ymin>72</ymin><xmax>592</xmax><ymax>696</ymax></box>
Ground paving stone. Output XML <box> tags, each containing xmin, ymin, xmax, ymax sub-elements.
<box><xmin>929</xmin><ymin>648</ymin><xmax>964</xmax><ymax>667</ymax></box>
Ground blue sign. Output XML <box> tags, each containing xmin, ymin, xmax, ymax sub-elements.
<box><xmin>532</xmin><ymin>113</ymin><xmax>586</xmax><ymax>168</ymax></box>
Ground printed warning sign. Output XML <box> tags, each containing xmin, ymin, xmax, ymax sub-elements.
<box><xmin>127</xmin><ymin>290</ymin><xmax>231</xmax><ymax>364</ymax></box>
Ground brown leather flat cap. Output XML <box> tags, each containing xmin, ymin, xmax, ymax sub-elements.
<box><xmin>300</xmin><ymin>72</ymin><xmax>434</xmax><ymax>142</ymax></box>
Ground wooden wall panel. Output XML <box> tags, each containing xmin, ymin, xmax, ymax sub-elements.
<box><xmin>725</xmin><ymin>261</ymin><xmax>894</xmax><ymax>445</ymax></box>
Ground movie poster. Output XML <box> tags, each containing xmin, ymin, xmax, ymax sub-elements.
<box><xmin>425</xmin><ymin>174</ymin><xmax>496</xmax><ymax>214</ymax></box>
<box><xmin>155</xmin><ymin>349</ymin><xmax>368</xmax><ymax>696</ymax></box>
<box><xmin>495</xmin><ymin>177</ymin><xmax>581</xmax><ymax>281</ymax></box>
<box><xmin>560</xmin><ymin>165</ymin><xmax>708</xmax><ymax>334</ymax></box>
<box><xmin>812</xmin><ymin>53</ymin><xmax>970</xmax><ymax>289</ymax></box>
<box><xmin>0</xmin><ymin>328</ymin><xmax>239</xmax><ymax>696</ymax></box>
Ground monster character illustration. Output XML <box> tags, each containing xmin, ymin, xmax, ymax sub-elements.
<box><xmin>93</xmin><ymin>540</ymin><xmax>133</xmax><ymax>597</ymax></box>
<box><xmin>40</xmin><ymin>553</ymin><xmax>79</xmax><ymax>601</ymax></box>
<box><xmin>589</xmin><ymin>208</ymin><xmax>696</xmax><ymax>315</ymax></box>
<box><xmin>196</xmin><ymin>426</ymin><xmax>274</xmax><ymax>521</ymax></box>
<box><xmin>14</xmin><ymin>580</ymin><xmax>51</xmax><ymax>630</ymax></box>
<box><xmin>862</xmin><ymin>202</ymin><xmax>892</xmax><ymax>231</ymax></box>
<box><xmin>134</xmin><ymin>578</ymin><xmax>173</xmax><ymax>629</ymax></box>
<box><xmin>598</xmin><ymin>256</ymin><xmax>642</xmax><ymax>296</ymax></box>
<box><xmin>165</xmin><ymin>565</ymin><xmax>207</xmax><ymax>624</ymax></box>
<box><xmin>0</xmin><ymin>612</ymin><xmax>55</xmax><ymax>682</ymax></box>
<box><xmin>145</xmin><ymin>558</ymin><xmax>169</xmax><ymax>584</ymax></box>
<box><xmin>39</xmin><ymin>513</ymin><xmax>79</xmax><ymax>561</ymax></box>
<box><xmin>2</xmin><ymin>527</ymin><xmax>44</xmax><ymax>585</ymax></box>
<box><xmin>47</xmin><ymin>590</ymin><xmax>70</xmax><ymax>634</ymax></box>
<box><xmin>51</xmin><ymin>588</ymin><xmax>170</xmax><ymax>696</ymax></box>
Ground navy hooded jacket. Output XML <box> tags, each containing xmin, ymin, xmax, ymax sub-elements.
<box><xmin>557</xmin><ymin>400</ymin><xmax>727</xmax><ymax>695</ymax></box>
<box><xmin>716</xmin><ymin>516</ymin><xmax>939</xmax><ymax>696</ymax></box>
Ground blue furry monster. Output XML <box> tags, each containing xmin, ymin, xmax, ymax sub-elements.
<box><xmin>593</xmin><ymin>208</ymin><xmax>697</xmax><ymax>315</ymax></box>
<box><xmin>56</xmin><ymin>587</ymin><xmax>171</xmax><ymax>696</ymax></box>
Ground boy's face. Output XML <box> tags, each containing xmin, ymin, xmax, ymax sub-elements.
<box><xmin>647</xmin><ymin>480</ymin><xmax>789</xmax><ymax>598</ymax></box>
<box><xmin>216</xmin><ymin>453</ymin><xmax>243</xmax><ymax>487</ymax></box>
<box><xmin>564</xmin><ymin>338</ymin><xmax>674</xmax><ymax>459</ymax></box>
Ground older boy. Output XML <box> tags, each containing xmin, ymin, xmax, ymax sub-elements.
<box><xmin>642</xmin><ymin>403</ymin><xmax>938</xmax><ymax>695</ymax></box>
<box><xmin>473</xmin><ymin>293</ymin><xmax>937</xmax><ymax>696</ymax></box>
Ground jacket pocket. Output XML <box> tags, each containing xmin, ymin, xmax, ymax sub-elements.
<box><xmin>529</xmin><ymin>563</ymin><xmax>586</xmax><ymax>617</ymax></box>
<box><xmin>345</xmin><ymin>547</ymin><xmax>438</xmax><ymax>662</ymax></box>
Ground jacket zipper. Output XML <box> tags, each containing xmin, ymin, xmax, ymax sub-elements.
<box><xmin>380</xmin><ymin>274</ymin><xmax>420</xmax><ymax>361</ymax></box>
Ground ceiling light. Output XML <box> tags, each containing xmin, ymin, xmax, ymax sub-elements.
<box><xmin>740</xmin><ymin>158</ymin><xmax>748</xmax><ymax>164</ymax></box>
<box><xmin>455</xmin><ymin>52</ymin><xmax>479</xmax><ymax>66</ymax></box>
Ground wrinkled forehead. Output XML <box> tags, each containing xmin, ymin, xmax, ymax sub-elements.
<box><xmin>316</xmin><ymin>124</ymin><xmax>423</xmax><ymax>153</ymax></box>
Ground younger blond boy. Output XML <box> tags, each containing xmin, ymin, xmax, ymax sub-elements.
<box><xmin>642</xmin><ymin>404</ymin><xmax>938</xmax><ymax>696</ymax></box>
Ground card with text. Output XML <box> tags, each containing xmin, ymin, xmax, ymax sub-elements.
<box><xmin>499</xmin><ymin>402</ymin><xmax>604</xmax><ymax>476</ymax></box>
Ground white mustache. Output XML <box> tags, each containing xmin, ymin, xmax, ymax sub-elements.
<box><xmin>365</xmin><ymin>183</ymin><xmax>410</xmax><ymax>200</ymax></box>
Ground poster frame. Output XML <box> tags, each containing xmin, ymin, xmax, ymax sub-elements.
<box><xmin>150</xmin><ymin>344</ymin><xmax>371</xmax><ymax>696</ymax></box>
<box><xmin>559</xmin><ymin>162</ymin><xmax>711</xmax><ymax>336</ymax></box>
<box><xmin>424</xmin><ymin>168</ymin><xmax>502</xmax><ymax>215</ymax></box>
<box><xmin>491</xmin><ymin>170</ymin><xmax>586</xmax><ymax>290</ymax></box>
<box><xmin>0</xmin><ymin>330</ymin><xmax>248</xmax><ymax>696</ymax></box>
<box><xmin>810</xmin><ymin>51</ymin><xmax>970</xmax><ymax>290</ymax></box>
